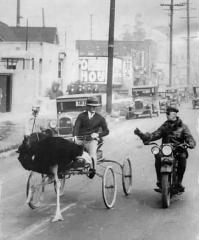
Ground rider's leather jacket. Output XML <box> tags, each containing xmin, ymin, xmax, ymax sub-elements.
<box><xmin>137</xmin><ymin>117</ymin><xmax>196</xmax><ymax>148</ymax></box>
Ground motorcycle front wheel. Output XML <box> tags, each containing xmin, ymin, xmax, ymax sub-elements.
<box><xmin>161</xmin><ymin>174</ymin><xmax>171</xmax><ymax>208</ymax></box>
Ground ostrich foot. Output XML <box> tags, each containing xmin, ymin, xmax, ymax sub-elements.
<box><xmin>51</xmin><ymin>212</ymin><xmax>64</xmax><ymax>222</ymax></box>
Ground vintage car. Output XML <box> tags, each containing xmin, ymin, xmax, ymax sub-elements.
<box><xmin>165</xmin><ymin>88</ymin><xmax>180</xmax><ymax>109</ymax></box>
<box><xmin>192</xmin><ymin>86</ymin><xmax>199</xmax><ymax>109</ymax></box>
<box><xmin>126</xmin><ymin>85</ymin><xmax>160</xmax><ymax>119</ymax></box>
<box><xmin>158</xmin><ymin>92</ymin><xmax>169</xmax><ymax>113</ymax></box>
<box><xmin>178</xmin><ymin>87</ymin><xmax>189</xmax><ymax>103</ymax></box>
<box><xmin>55</xmin><ymin>93</ymin><xmax>102</xmax><ymax>138</ymax></box>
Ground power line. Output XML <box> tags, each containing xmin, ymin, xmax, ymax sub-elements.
<box><xmin>160</xmin><ymin>1</ymin><xmax>185</xmax><ymax>87</ymax></box>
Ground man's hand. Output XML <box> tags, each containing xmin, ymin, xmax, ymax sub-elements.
<box><xmin>91</xmin><ymin>133</ymin><xmax>99</xmax><ymax>140</ymax></box>
<box><xmin>73</xmin><ymin>136</ymin><xmax>78</xmax><ymax>142</ymax></box>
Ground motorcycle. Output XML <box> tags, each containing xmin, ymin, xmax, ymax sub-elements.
<box><xmin>149</xmin><ymin>142</ymin><xmax>191</xmax><ymax>208</ymax></box>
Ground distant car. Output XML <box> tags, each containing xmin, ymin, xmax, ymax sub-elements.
<box><xmin>158</xmin><ymin>92</ymin><xmax>169</xmax><ymax>113</ymax></box>
<box><xmin>165</xmin><ymin>89</ymin><xmax>180</xmax><ymax>108</ymax></box>
<box><xmin>192</xmin><ymin>86</ymin><xmax>199</xmax><ymax>109</ymax></box>
<box><xmin>126</xmin><ymin>85</ymin><xmax>160</xmax><ymax>119</ymax></box>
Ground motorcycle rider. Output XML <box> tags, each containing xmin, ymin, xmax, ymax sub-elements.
<box><xmin>73</xmin><ymin>96</ymin><xmax>109</xmax><ymax>164</ymax></box>
<box><xmin>134</xmin><ymin>106</ymin><xmax>196</xmax><ymax>192</ymax></box>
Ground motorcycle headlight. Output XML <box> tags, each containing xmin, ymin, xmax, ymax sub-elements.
<box><xmin>151</xmin><ymin>146</ymin><xmax>160</xmax><ymax>155</ymax></box>
<box><xmin>162</xmin><ymin>145</ymin><xmax>172</xmax><ymax>156</ymax></box>
<box><xmin>49</xmin><ymin>120</ymin><xmax>57</xmax><ymax>129</ymax></box>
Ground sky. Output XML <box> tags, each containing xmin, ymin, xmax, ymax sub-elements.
<box><xmin>0</xmin><ymin>0</ymin><xmax>199</xmax><ymax>45</ymax></box>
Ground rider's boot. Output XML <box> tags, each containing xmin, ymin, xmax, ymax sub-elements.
<box><xmin>177</xmin><ymin>182</ymin><xmax>185</xmax><ymax>192</ymax></box>
<box><xmin>177</xmin><ymin>175</ymin><xmax>185</xmax><ymax>192</ymax></box>
<box><xmin>154</xmin><ymin>180</ymin><xmax>162</xmax><ymax>193</ymax></box>
<box><xmin>156</xmin><ymin>181</ymin><xmax>161</xmax><ymax>189</ymax></box>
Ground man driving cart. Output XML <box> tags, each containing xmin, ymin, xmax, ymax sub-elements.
<box><xmin>73</xmin><ymin>96</ymin><xmax>109</xmax><ymax>165</ymax></box>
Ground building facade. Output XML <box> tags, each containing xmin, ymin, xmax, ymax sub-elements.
<box><xmin>75</xmin><ymin>40</ymin><xmax>157</xmax><ymax>92</ymax></box>
<box><xmin>0</xmin><ymin>22</ymin><xmax>66</xmax><ymax>112</ymax></box>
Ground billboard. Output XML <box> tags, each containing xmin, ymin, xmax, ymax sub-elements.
<box><xmin>79</xmin><ymin>57</ymin><xmax>123</xmax><ymax>85</ymax></box>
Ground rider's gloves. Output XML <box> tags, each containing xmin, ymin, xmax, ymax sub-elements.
<box><xmin>188</xmin><ymin>144</ymin><xmax>194</xmax><ymax>149</ymax></box>
<box><xmin>91</xmin><ymin>133</ymin><xmax>99</xmax><ymax>140</ymax></box>
<box><xmin>134</xmin><ymin>128</ymin><xmax>142</xmax><ymax>137</ymax></box>
<box><xmin>134</xmin><ymin>128</ymin><xmax>151</xmax><ymax>143</ymax></box>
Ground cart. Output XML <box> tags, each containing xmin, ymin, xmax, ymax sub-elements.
<box><xmin>26</xmin><ymin>138</ymin><xmax>132</xmax><ymax>210</ymax></box>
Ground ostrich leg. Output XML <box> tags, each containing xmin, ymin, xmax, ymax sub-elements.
<box><xmin>52</xmin><ymin>166</ymin><xmax>64</xmax><ymax>222</ymax></box>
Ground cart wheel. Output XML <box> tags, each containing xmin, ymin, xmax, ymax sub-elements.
<box><xmin>102</xmin><ymin>166</ymin><xmax>117</xmax><ymax>209</ymax></box>
<box><xmin>26</xmin><ymin>171</ymin><xmax>44</xmax><ymax>209</ymax></box>
<box><xmin>54</xmin><ymin>177</ymin><xmax>66</xmax><ymax>196</ymax></box>
<box><xmin>122</xmin><ymin>158</ymin><xmax>132</xmax><ymax>195</ymax></box>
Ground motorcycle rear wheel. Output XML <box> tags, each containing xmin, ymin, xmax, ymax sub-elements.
<box><xmin>161</xmin><ymin>174</ymin><xmax>170</xmax><ymax>208</ymax></box>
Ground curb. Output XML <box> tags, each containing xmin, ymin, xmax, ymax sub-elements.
<box><xmin>0</xmin><ymin>148</ymin><xmax>18</xmax><ymax>158</ymax></box>
<box><xmin>0</xmin><ymin>143</ymin><xmax>20</xmax><ymax>154</ymax></box>
<box><xmin>0</xmin><ymin>144</ymin><xmax>20</xmax><ymax>158</ymax></box>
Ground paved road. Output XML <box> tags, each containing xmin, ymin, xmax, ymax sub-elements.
<box><xmin>1</xmin><ymin>103</ymin><xmax>199</xmax><ymax>240</ymax></box>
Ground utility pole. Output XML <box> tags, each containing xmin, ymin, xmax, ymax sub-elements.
<box><xmin>106</xmin><ymin>0</ymin><xmax>115</xmax><ymax>114</ymax></box>
<box><xmin>16</xmin><ymin>0</ymin><xmax>21</xmax><ymax>27</ymax></box>
<box><xmin>64</xmin><ymin>31</ymin><xmax>67</xmax><ymax>50</ymax></box>
<box><xmin>186</xmin><ymin>0</ymin><xmax>190</xmax><ymax>86</ymax></box>
<box><xmin>42</xmin><ymin>8</ymin><xmax>45</xmax><ymax>27</ymax></box>
<box><xmin>90</xmin><ymin>14</ymin><xmax>93</xmax><ymax>40</ymax></box>
<box><xmin>169</xmin><ymin>0</ymin><xmax>174</xmax><ymax>87</ymax></box>
<box><xmin>25</xmin><ymin>19</ymin><xmax>28</xmax><ymax>51</ymax></box>
<box><xmin>180</xmin><ymin>0</ymin><xmax>197</xmax><ymax>87</ymax></box>
<box><xmin>160</xmin><ymin>1</ymin><xmax>184</xmax><ymax>87</ymax></box>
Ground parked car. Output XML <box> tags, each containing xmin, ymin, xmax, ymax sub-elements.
<box><xmin>158</xmin><ymin>92</ymin><xmax>169</xmax><ymax>113</ymax></box>
<box><xmin>192</xmin><ymin>86</ymin><xmax>199</xmax><ymax>109</ymax></box>
<box><xmin>165</xmin><ymin>89</ymin><xmax>180</xmax><ymax>108</ymax></box>
<box><xmin>126</xmin><ymin>85</ymin><xmax>160</xmax><ymax>119</ymax></box>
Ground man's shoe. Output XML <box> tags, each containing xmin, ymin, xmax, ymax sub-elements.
<box><xmin>88</xmin><ymin>168</ymin><xmax>96</xmax><ymax>179</ymax></box>
<box><xmin>156</xmin><ymin>181</ymin><xmax>161</xmax><ymax>189</ymax></box>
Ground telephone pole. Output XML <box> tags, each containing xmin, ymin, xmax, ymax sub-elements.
<box><xmin>180</xmin><ymin>0</ymin><xmax>197</xmax><ymax>87</ymax></box>
<box><xmin>106</xmin><ymin>0</ymin><xmax>115</xmax><ymax>114</ymax></box>
<box><xmin>186</xmin><ymin>0</ymin><xmax>190</xmax><ymax>86</ymax></box>
<box><xmin>90</xmin><ymin>14</ymin><xmax>93</xmax><ymax>40</ymax></box>
<box><xmin>160</xmin><ymin>1</ymin><xmax>184</xmax><ymax>87</ymax></box>
<box><xmin>25</xmin><ymin>19</ymin><xmax>28</xmax><ymax>51</ymax></box>
<box><xmin>16</xmin><ymin>0</ymin><xmax>21</xmax><ymax>27</ymax></box>
<box><xmin>42</xmin><ymin>8</ymin><xmax>45</xmax><ymax>27</ymax></box>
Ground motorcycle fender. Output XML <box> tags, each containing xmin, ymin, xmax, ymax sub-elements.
<box><xmin>161</xmin><ymin>165</ymin><xmax>172</xmax><ymax>173</ymax></box>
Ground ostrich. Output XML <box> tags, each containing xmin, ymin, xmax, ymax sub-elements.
<box><xmin>17</xmin><ymin>132</ymin><xmax>92</xmax><ymax>222</ymax></box>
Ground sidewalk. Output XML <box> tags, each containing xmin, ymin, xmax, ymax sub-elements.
<box><xmin>0</xmin><ymin>112</ymin><xmax>29</xmax><ymax>153</ymax></box>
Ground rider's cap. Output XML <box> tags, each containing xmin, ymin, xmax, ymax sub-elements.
<box><xmin>86</xmin><ymin>97</ymin><xmax>101</xmax><ymax>107</ymax></box>
<box><xmin>166</xmin><ymin>106</ymin><xmax>179</xmax><ymax>114</ymax></box>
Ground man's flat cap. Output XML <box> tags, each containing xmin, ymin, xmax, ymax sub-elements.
<box><xmin>166</xmin><ymin>106</ymin><xmax>179</xmax><ymax>114</ymax></box>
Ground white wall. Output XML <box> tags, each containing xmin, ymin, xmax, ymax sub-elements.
<box><xmin>0</xmin><ymin>42</ymin><xmax>66</xmax><ymax>112</ymax></box>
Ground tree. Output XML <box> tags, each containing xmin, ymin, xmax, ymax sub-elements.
<box><xmin>120</xmin><ymin>14</ymin><xmax>146</xmax><ymax>41</ymax></box>
<box><xmin>132</xmin><ymin>14</ymin><xmax>146</xmax><ymax>41</ymax></box>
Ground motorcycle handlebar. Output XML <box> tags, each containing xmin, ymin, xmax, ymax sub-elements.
<box><xmin>146</xmin><ymin>142</ymin><xmax>191</xmax><ymax>149</ymax></box>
